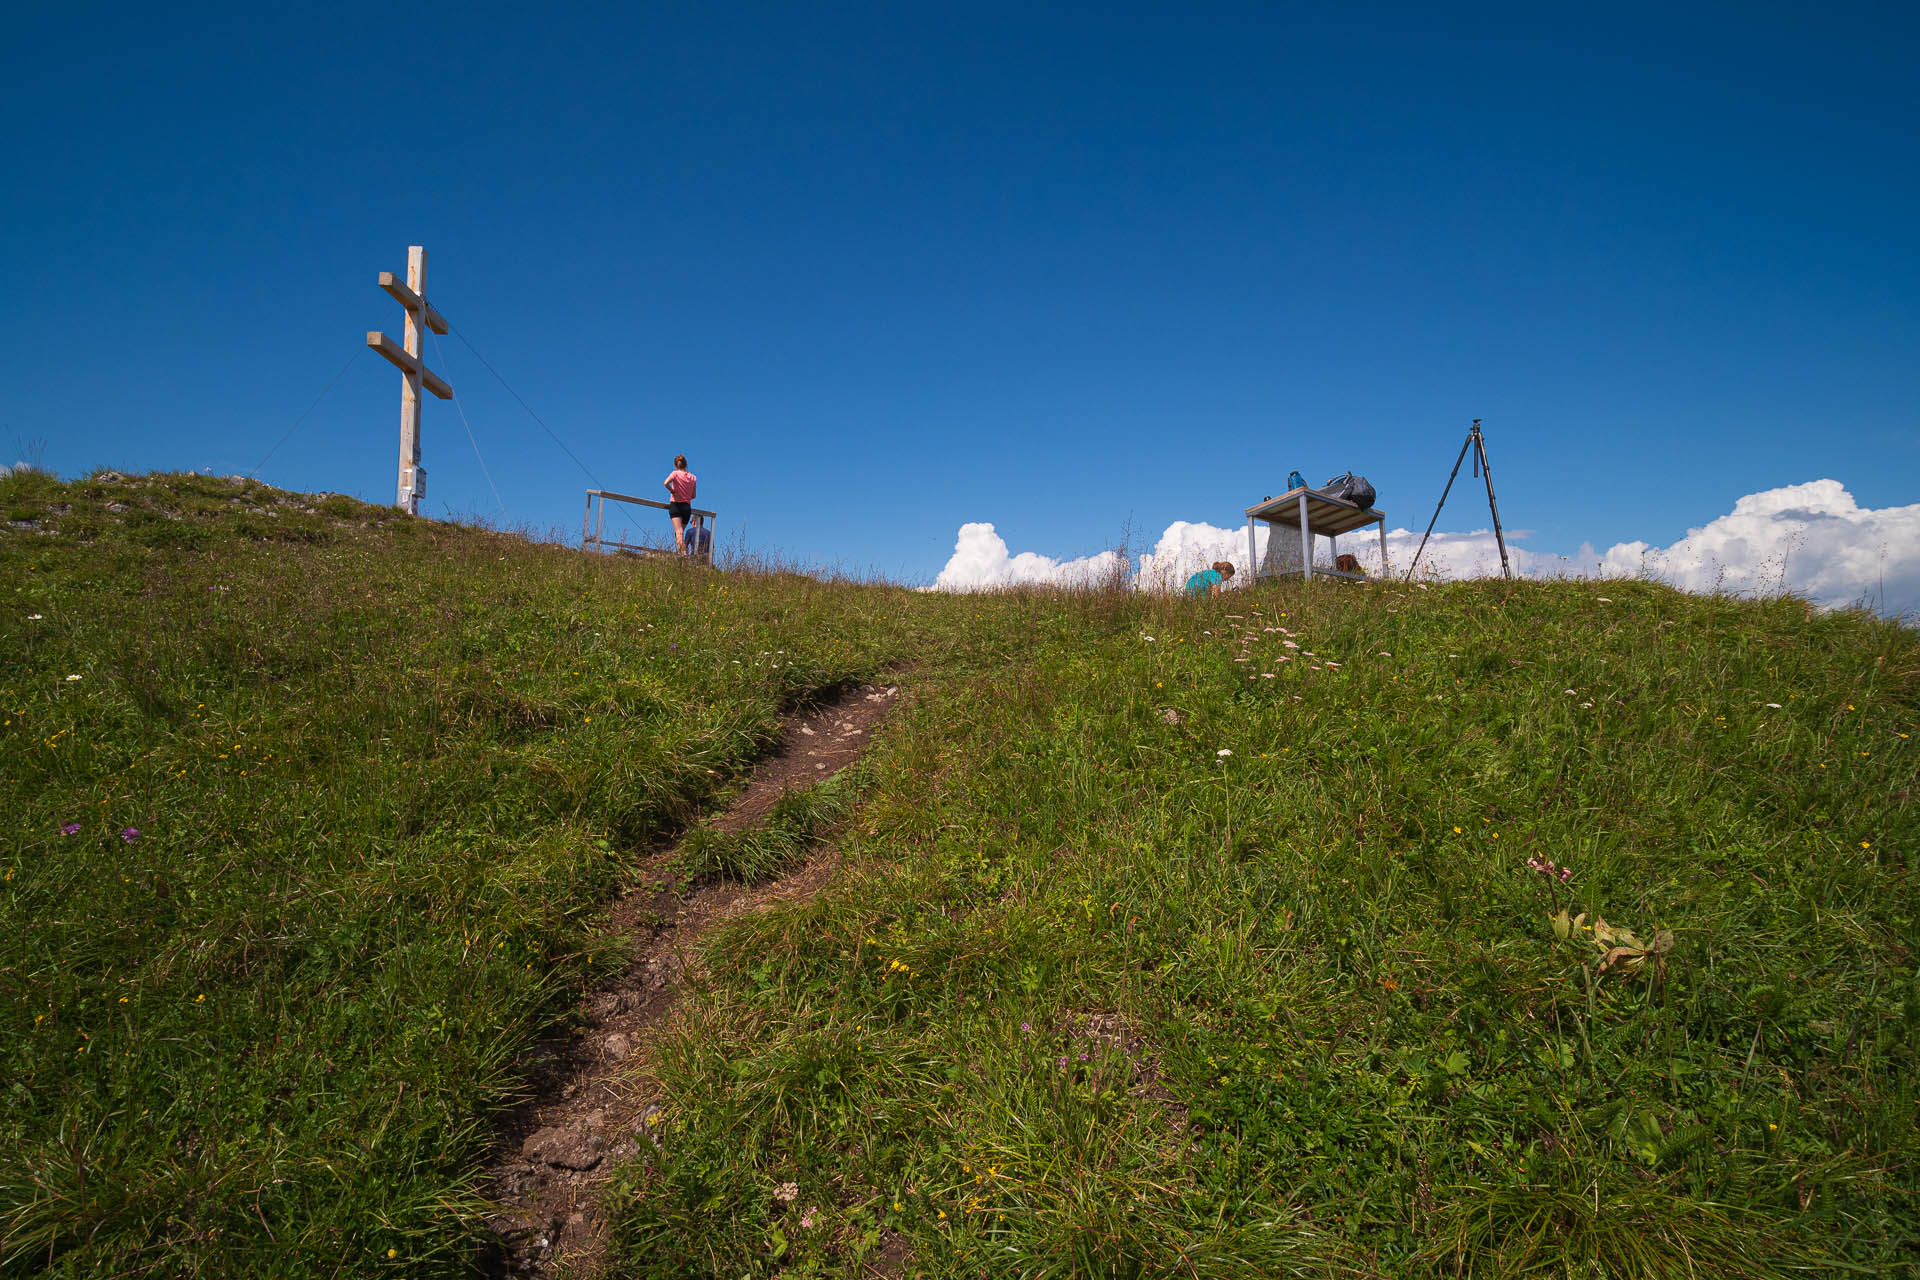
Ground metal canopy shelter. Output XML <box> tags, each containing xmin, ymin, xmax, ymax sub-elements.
<box><xmin>1244</xmin><ymin>486</ymin><xmax>1387</xmax><ymax>583</ymax></box>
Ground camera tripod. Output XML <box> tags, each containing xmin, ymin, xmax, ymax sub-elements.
<box><xmin>1405</xmin><ymin>419</ymin><xmax>1511</xmax><ymax>581</ymax></box>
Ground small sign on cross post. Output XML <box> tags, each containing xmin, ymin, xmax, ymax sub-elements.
<box><xmin>366</xmin><ymin>245</ymin><xmax>453</xmax><ymax>515</ymax></box>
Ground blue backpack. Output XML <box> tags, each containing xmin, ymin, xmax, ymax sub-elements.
<box><xmin>1287</xmin><ymin>469</ymin><xmax>1307</xmax><ymax>492</ymax></box>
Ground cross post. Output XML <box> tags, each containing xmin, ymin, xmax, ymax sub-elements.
<box><xmin>366</xmin><ymin>245</ymin><xmax>453</xmax><ymax>514</ymax></box>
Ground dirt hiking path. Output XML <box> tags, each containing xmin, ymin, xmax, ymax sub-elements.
<box><xmin>481</xmin><ymin>682</ymin><xmax>901</xmax><ymax>1278</ymax></box>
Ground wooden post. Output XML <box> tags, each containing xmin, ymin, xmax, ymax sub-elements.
<box><xmin>366</xmin><ymin>245</ymin><xmax>453</xmax><ymax>515</ymax></box>
<box><xmin>1298</xmin><ymin>493</ymin><xmax>1312</xmax><ymax>582</ymax></box>
<box><xmin>398</xmin><ymin>246</ymin><xmax>424</xmax><ymax>512</ymax></box>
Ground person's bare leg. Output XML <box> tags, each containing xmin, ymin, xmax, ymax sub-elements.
<box><xmin>672</xmin><ymin>515</ymin><xmax>686</xmax><ymax>551</ymax></box>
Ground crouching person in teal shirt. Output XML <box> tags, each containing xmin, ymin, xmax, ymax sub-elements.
<box><xmin>1184</xmin><ymin>561</ymin><xmax>1235</xmax><ymax>597</ymax></box>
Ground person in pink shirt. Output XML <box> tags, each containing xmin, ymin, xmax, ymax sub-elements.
<box><xmin>662</xmin><ymin>454</ymin><xmax>697</xmax><ymax>551</ymax></box>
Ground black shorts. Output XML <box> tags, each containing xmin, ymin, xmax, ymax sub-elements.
<box><xmin>667</xmin><ymin>501</ymin><xmax>692</xmax><ymax>522</ymax></box>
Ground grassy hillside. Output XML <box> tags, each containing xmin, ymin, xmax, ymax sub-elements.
<box><xmin>0</xmin><ymin>470</ymin><xmax>1001</xmax><ymax>1275</ymax></box>
<box><xmin>3</xmin><ymin>470</ymin><xmax>1915</xmax><ymax>1277</ymax></box>
<box><xmin>607</xmin><ymin>554</ymin><xmax>1919</xmax><ymax>1273</ymax></box>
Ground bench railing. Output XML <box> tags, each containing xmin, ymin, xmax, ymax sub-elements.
<box><xmin>581</xmin><ymin>488</ymin><xmax>717</xmax><ymax>562</ymax></box>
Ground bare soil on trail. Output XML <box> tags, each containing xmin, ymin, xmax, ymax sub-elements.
<box><xmin>480</xmin><ymin>682</ymin><xmax>901</xmax><ymax>1278</ymax></box>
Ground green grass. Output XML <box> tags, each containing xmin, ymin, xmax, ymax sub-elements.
<box><xmin>610</xmin><ymin>579</ymin><xmax>1919</xmax><ymax>1276</ymax></box>
<box><xmin>0</xmin><ymin>470</ymin><xmax>1002</xmax><ymax>1276</ymax></box>
<box><xmin>3</xmin><ymin>469</ymin><xmax>1916</xmax><ymax>1277</ymax></box>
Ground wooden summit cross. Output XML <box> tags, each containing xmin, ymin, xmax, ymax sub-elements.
<box><xmin>366</xmin><ymin>245</ymin><xmax>453</xmax><ymax>515</ymax></box>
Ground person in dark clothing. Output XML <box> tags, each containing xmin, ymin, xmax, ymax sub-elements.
<box><xmin>682</xmin><ymin>514</ymin><xmax>713</xmax><ymax>560</ymax></box>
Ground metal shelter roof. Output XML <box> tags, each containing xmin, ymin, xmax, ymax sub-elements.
<box><xmin>1244</xmin><ymin>486</ymin><xmax>1385</xmax><ymax>536</ymax></box>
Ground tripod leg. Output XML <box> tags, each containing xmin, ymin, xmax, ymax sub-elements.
<box><xmin>1477</xmin><ymin>432</ymin><xmax>1512</xmax><ymax>580</ymax></box>
<box><xmin>1406</xmin><ymin>433</ymin><xmax>1474</xmax><ymax>581</ymax></box>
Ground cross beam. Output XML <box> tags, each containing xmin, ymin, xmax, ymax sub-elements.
<box><xmin>365</xmin><ymin>332</ymin><xmax>453</xmax><ymax>400</ymax></box>
<box><xmin>366</xmin><ymin>245</ymin><xmax>453</xmax><ymax>515</ymax></box>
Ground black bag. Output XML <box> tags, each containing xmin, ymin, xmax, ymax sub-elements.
<box><xmin>1322</xmin><ymin>472</ymin><xmax>1376</xmax><ymax>508</ymax></box>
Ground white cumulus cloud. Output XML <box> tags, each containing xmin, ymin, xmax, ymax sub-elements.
<box><xmin>1347</xmin><ymin>528</ymin><xmax>1585</xmax><ymax>582</ymax></box>
<box><xmin>933</xmin><ymin>481</ymin><xmax>1919</xmax><ymax>616</ymax></box>
<box><xmin>931</xmin><ymin>522</ymin><xmax>1127</xmax><ymax>591</ymax></box>
<box><xmin>1134</xmin><ymin>520</ymin><xmax>1266</xmax><ymax>591</ymax></box>
<box><xmin>1588</xmin><ymin>480</ymin><xmax>1919</xmax><ymax>614</ymax></box>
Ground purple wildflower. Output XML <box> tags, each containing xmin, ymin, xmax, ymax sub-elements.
<box><xmin>120</xmin><ymin>827</ymin><xmax>140</xmax><ymax>842</ymax></box>
<box><xmin>60</xmin><ymin>822</ymin><xmax>81</xmax><ymax>836</ymax></box>
<box><xmin>1020</xmin><ymin>1022</ymin><xmax>1031</xmax><ymax>1034</ymax></box>
<box><xmin>1527</xmin><ymin>856</ymin><xmax>1572</xmax><ymax>884</ymax></box>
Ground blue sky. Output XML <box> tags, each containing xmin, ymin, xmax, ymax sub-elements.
<box><xmin>4</xmin><ymin>1</ymin><xmax>1915</xmax><ymax>590</ymax></box>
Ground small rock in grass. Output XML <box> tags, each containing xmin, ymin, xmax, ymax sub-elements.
<box><xmin>605</xmin><ymin>1032</ymin><xmax>631</xmax><ymax>1059</ymax></box>
<box><xmin>523</xmin><ymin>1126</ymin><xmax>603</xmax><ymax>1170</ymax></box>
